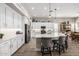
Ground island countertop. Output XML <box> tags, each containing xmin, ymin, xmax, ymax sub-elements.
<box><xmin>32</xmin><ymin>33</ymin><xmax>66</xmax><ymax>40</ymax></box>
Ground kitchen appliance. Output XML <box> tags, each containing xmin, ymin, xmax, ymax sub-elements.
<box><xmin>25</xmin><ymin>24</ymin><xmax>30</xmax><ymax>43</ymax></box>
<box><xmin>41</xmin><ymin>26</ymin><xmax>46</xmax><ymax>34</ymax></box>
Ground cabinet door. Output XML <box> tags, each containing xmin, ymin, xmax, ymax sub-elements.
<box><xmin>6</xmin><ymin>6</ymin><xmax>13</xmax><ymax>28</ymax></box>
<box><xmin>0</xmin><ymin>4</ymin><xmax>6</xmax><ymax>28</ymax></box>
<box><xmin>0</xmin><ymin>41</ymin><xmax>10</xmax><ymax>56</ymax></box>
<box><xmin>14</xmin><ymin>13</ymin><xmax>19</xmax><ymax>28</ymax></box>
<box><xmin>18</xmin><ymin>15</ymin><xmax>21</xmax><ymax>28</ymax></box>
<box><xmin>21</xmin><ymin>35</ymin><xmax>24</xmax><ymax>45</ymax></box>
<box><xmin>10</xmin><ymin>38</ymin><xmax>18</xmax><ymax>55</ymax></box>
<box><xmin>17</xmin><ymin>35</ymin><xmax>24</xmax><ymax>48</ymax></box>
<box><xmin>53</xmin><ymin>23</ymin><xmax>59</xmax><ymax>32</ymax></box>
<box><xmin>21</xmin><ymin>16</ymin><xmax>24</xmax><ymax>29</ymax></box>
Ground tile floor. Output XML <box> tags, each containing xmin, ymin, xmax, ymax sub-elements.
<box><xmin>13</xmin><ymin>38</ymin><xmax>79</xmax><ymax>56</ymax></box>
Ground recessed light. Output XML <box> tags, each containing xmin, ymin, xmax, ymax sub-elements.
<box><xmin>32</xmin><ymin>7</ymin><xmax>35</xmax><ymax>10</ymax></box>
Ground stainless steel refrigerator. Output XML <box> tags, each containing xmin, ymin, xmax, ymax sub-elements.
<box><xmin>25</xmin><ymin>24</ymin><xmax>30</xmax><ymax>43</ymax></box>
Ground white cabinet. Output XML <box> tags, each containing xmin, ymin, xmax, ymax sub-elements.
<box><xmin>10</xmin><ymin>35</ymin><xmax>24</xmax><ymax>55</ymax></box>
<box><xmin>18</xmin><ymin>14</ymin><xmax>21</xmax><ymax>28</ymax></box>
<box><xmin>0</xmin><ymin>4</ymin><xmax>24</xmax><ymax>29</ymax></box>
<box><xmin>21</xmin><ymin>35</ymin><xmax>24</xmax><ymax>46</ymax></box>
<box><xmin>0</xmin><ymin>34</ymin><xmax>24</xmax><ymax>56</ymax></box>
<box><xmin>14</xmin><ymin>13</ymin><xmax>19</xmax><ymax>28</ymax></box>
<box><xmin>14</xmin><ymin>13</ymin><xmax>23</xmax><ymax>29</ymax></box>
<box><xmin>0</xmin><ymin>3</ymin><xmax>25</xmax><ymax>55</ymax></box>
<box><xmin>0</xmin><ymin>41</ymin><xmax>10</xmax><ymax>56</ymax></box>
<box><xmin>17</xmin><ymin>35</ymin><xmax>24</xmax><ymax>48</ymax></box>
<box><xmin>17</xmin><ymin>14</ymin><xmax>23</xmax><ymax>29</ymax></box>
<box><xmin>10</xmin><ymin>38</ymin><xmax>18</xmax><ymax>55</ymax></box>
<box><xmin>0</xmin><ymin>4</ymin><xmax>6</xmax><ymax>28</ymax></box>
<box><xmin>6</xmin><ymin>6</ymin><xmax>13</xmax><ymax>28</ymax></box>
<box><xmin>53</xmin><ymin>23</ymin><xmax>59</xmax><ymax>32</ymax></box>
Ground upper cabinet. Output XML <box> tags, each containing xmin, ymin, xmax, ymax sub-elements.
<box><xmin>21</xmin><ymin>16</ymin><xmax>24</xmax><ymax>29</ymax></box>
<box><xmin>14</xmin><ymin>12</ymin><xmax>19</xmax><ymax>28</ymax></box>
<box><xmin>0</xmin><ymin>4</ymin><xmax>6</xmax><ymax>28</ymax></box>
<box><xmin>14</xmin><ymin>12</ymin><xmax>23</xmax><ymax>29</ymax></box>
<box><xmin>17</xmin><ymin>14</ymin><xmax>21</xmax><ymax>28</ymax></box>
<box><xmin>6</xmin><ymin>5</ymin><xmax>13</xmax><ymax>28</ymax></box>
<box><xmin>0</xmin><ymin>4</ymin><xmax>24</xmax><ymax>29</ymax></box>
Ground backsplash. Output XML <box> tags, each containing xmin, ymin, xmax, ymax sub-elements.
<box><xmin>0</xmin><ymin>29</ymin><xmax>22</xmax><ymax>38</ymax></box>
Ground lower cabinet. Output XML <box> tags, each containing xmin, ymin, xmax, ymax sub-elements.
<box><xmin>0</xmin><ymin>41</ymin><xmax>10</xmax><ymax>56</ymax></box>
<box><xmin>17</xmin><ymin>35</ymin><xmax>24</xmax><ymax>49</ymax></box>
<box><xmin>10</xmin><ymin>38</ymin><xmax>18</xmax><ymax>55</ymax></box>
<box><xmin>0</xmin><ymin>34</ymin><xmax>24</xmax><ymax>56</ymax></box>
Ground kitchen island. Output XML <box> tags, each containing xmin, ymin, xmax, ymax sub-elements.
<box><xmin>32</xmin><ymin>33</ymin><xmax>66</xmax><ymax>51</ymax></box>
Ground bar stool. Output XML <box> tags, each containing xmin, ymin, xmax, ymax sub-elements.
<box><xmin>65</xmin><ymin>35</ymin><xmax>68</xmax><ymax>50</ymax></box>
<box><xmin>58</xmin><ymin>36</ymin><xmax>65</xmax><ymax>55</ymax></box>
<box><xmin>41</xmin><ymin>38</ymin><xmax>52</xmax><ymax>56</ymax></box>
<box><xmin>52</xmin><ymin>36</ymin><xmax>65</xmax><ymax>55</ymax></box>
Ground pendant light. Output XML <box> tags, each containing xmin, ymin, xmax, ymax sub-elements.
<box><xmin>54</xmin><ymin>8</ymin><xmax>57</xmax><ymax>19</ymax></box>
<box><xmin>48</xmin><ymin>3</ymin><xmax>58</xmax><ymax>19</ymax></box>
<box><xmin>48</xmin><ymin>3</ymin><xmax>53</xmax><ymax>19</ymax></box>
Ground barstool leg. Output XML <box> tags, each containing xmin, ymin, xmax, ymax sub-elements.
<box><xmin>59</xmin><ymin>45</ymin><xmax>61</xmax><ymax>55</ymax></box>
<box><xmin>49</xmin><ymin>47</ymin><xmax>52</xmax><ymax>56</ymax></box>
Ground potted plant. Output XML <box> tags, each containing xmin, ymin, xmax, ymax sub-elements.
<box><xmin>0</xmin><ymin>33</ymin><xmax>4</xmax><ymax>39</ymax></box>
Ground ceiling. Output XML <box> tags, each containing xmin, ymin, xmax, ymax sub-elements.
<box><xmin>22</xmin><ymin>3</ymin><xmax>79</xmax><ymax>18</ymax></box>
